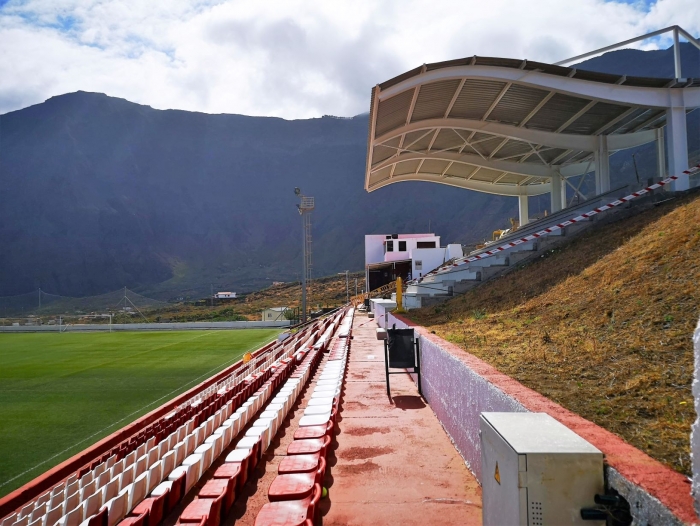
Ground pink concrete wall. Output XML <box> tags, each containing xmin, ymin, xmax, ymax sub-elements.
<box><xmin>386</xmin><ymin>311</ymin><xmax>696</xmax><ymax>525</ymax></box>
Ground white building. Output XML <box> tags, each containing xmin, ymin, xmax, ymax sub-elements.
<box><xmin>215</xmin><ymin>292</ymin><xmax>237</xmax><ymax>299</ymax></box>
<box><xmin>365</xmin><ymin>233</ymin><xmax>463</xmax><ymax>292</ymax></box>
<box><xmin>262</xmin><ymin>307</ymin><xmax>289</xmax><ymax>321</ymax></box>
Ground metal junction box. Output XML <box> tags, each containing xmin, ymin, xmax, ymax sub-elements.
<box><xmin>480</xmin><ymin>412</ymin><xmax>604</xmax><ymax>526</ymax></box>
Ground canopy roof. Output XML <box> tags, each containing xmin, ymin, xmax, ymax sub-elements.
<box><xmin>365</xmin><ymin>55</ymin><xmax>700</xmax><ymax>196</ymax></box>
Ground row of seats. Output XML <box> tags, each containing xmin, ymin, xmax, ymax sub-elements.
<box><xmin>255</xmin><ymin>311</ymin><xmax>353</xmax><ymax>526</ymax></box>
<box><xmin>1</xmin><ymin>314</ymin><xmax>340</xmax><ymax>526</ymax></box>
<box><xmin>171</xmin><ymin>324</ymin><xmax>335</xmax><ymax>526</ymax></box>
<box><xmin>2</xmin><ymin>324</ymin><xmax>323</xmax><ymax>526</ymax></box>
<box><xmin>110</xmin><ymin>312</ymin><xmax>342</xmax><ymax>526</ymax></box>
<box><xmin>115</xmin><ymin>345</ymin><xmax>318</xmax><ymax>526</ymax></box>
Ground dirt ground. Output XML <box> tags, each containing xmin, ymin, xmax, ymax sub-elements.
<box><xmin>408</xmin><ymin>191</ymin><xmax>700</xmax><ymax>475</ymax></box>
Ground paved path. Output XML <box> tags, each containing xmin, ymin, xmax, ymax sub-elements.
<box><xmin>320</xmin><ymin>313</ymin><xmax>482</xmax><ymax>525</ymax></box>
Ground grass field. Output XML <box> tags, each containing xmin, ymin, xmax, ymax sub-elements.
<box><xmin>0</xmin><ymin>329</ymin><xmax>280</xmax><ymax>498</ymax></box>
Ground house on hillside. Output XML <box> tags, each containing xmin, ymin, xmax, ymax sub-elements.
<box><xmin>215</xmin><ymin>292</ymin><xmax>237</xmax><ymax>299</ymax></box>
<box><xmin>262</xmin><ymin>307</ymin><xmax>289</xmax><ymax>321</ymax></box>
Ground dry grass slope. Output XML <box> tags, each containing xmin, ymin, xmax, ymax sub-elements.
<box><xmin>409</xmin><ymin>192</ymin><xmax>700</xmax><ymax>475</ymax></box>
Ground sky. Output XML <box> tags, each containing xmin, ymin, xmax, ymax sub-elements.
<box><xmin>0</xmin><ymin>0</ymin><xmax>698</xmax><ymax>119</ymax></box>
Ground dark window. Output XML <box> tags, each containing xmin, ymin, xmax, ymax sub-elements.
<box><xmin>417</xmin><ymin>241</ymin><xmax>436</xmax><ymax>249</ymax></box>
<box><xmin>398</xmin><ymin>240</ymin><xmax>407</xmax><ymax>251</ymax></box>
<box><xmin>386</xmin><ymin>240</ymin><xmax>394</xmax><ymax>252</ymax></box>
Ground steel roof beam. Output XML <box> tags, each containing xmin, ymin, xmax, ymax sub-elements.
<box><xmin>370</xmin><ymin>151</ymin><xmax>556</xmax><ymax>179</ymax></box>
<box><xmin>373</xmin><ymin>119</ymin><xmax>656</xmax><ymax>153</ymax></box>
<box><xmin>376</xmin><ymin>66</ymin><xmax>700</xmax><ymax>108</ymax></box>
<box><xmin>367</xmin><ymin>172</ymin><xmax>551</xmax><ymax>196</ymax></box>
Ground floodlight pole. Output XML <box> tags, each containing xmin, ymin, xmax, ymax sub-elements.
<box><xmin>296</xmin><ymin>189</ymin><xmax>314</xmax><ymax>322</ymax></box>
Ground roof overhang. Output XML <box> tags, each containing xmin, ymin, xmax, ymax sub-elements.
<box><xmin>365</xmin><ymin>56</ymin><xmax>700</xmax><ymax>196</ymax></box>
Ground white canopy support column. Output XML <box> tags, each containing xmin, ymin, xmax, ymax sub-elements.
<box><xmin>550</xmin><ymin>176</ymin><xmax>563</xmax><ymax>213</ymax></box>
<box><xmin>594</xmin><ymin>135</ymin><xmax>611</xmax><ymax>194</ymax></box>
<box><xmin>666</xmin><ymin>106</ymin><xmax>689</xmax><ymax>191</ymax></box>
<box><xmin>518</xmin><ymin>194</ymin><xmax>529</xmax><ymax>226</ymax></box>
<box><xmin>656</xmin><ymin>127</ymin><xmax>669</xmax><ymax>192</ymax></box>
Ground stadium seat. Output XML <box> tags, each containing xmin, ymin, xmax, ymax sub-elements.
<box><xmin>254</xmin><ymin>484</ymin><xmax>321</xmax><ymax>526</ymax></box>
<box><xmin>198</xmin><ymin>478</ymin><xmax>235</xmax><ymax>518</ymax></box>
<box><xmin>104</xmin><ymin>492</ymin><xmax>129</xmax><ymax>526</ymax></box>
<box><xmin>277</xmin><ymin>454</ymin><xmax>321</xmax><ymax>475</ymax></box>
<box><xmin>178</xmin><ymin>497</ymin><xmax>222</xmax><ymax>526</ymax></box>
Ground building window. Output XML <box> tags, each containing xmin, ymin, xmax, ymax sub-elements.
<box><xmin>415</xmin><ymin>260</ymin><xmax>422</xmax><ymax>269</ymax></box>
<box><xmin>417</xmin><ymin>241</ymin><xmax>436</xmax><ymax>249</ymax></box>
<box><xmin>398</xmin><ymin>240</ymin><xmax>406</xmax><ymax>251</ymax></box>
<box><xmin>386</xmin><ymin>240</ymin><xmax>394</xmax><ymax>252</ymax></box>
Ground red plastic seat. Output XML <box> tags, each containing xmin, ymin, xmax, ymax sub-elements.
<box><xmin>119</xmin><ymin>516</ymin><xmax>145</xmax><ymax>526</ymax></box>
<box><xmin>254</xmin><ymin>484</ymin><xmax>321</xmax><ymax>526</ymax></box>
<box><xmin>131</xmin><ymin>493</ymin><xmax>166</xmax><ymax>526</ymax></box>
<box><xmin>278</xmin><ymin>454</ymin><xmax>320</xmax><ymax>475</ymax></box>
<box><xmin>292</xmin><ymin>422</ymin><xmax>332</xmax><ymax>440</ymax></box>
<box><xmin>199</xmin><ymin>478</ymin><xmax>235</xmax><ymax>517</ymax></box>
<box><xmin>268</xmin><ymin>474</ymin><xmax>315</xmax><ymax>502</ymax></box>
<box><xmin>87</xmin><ymin>506</ymin><xmax>107</xmax><ymax>526</ymax></box>
<box><xmin>286</xmin><ymin>436</ymin><xmax>330</xmax><ymax>456</ymax></box>
<box><xmin>179</xmin><ymin>497</ymin><xmax>223</xmax><ymax>526</ymax></box>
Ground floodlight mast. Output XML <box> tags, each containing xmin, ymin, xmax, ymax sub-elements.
<box><xmin>296</xmin><ymin>189</ymin><xmax>314</xmax><ymax>322</ymax></box>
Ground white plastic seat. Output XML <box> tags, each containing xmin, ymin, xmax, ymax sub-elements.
<box><xmin>308</xmin><ymin>396</ymin><xmax>335</xmax><ymax>406</ymax></box>
<box><xmin>150</xmin><ymin>481</ymin><xmax>171</xmax><ymax>499</ymax></box>
<box><xmin>79</xmin><ymin>481</ymin><xmax>95</xmax><ymax>502</ymax></box>
<box><xmin>101</xmin><ymin>478</ymin><xmax>119</xmax><ymax>503</ymax></box>
<box><xmin>298</xmin><ymin>413</ymin><xmax>331</xmax><ymax>427</ymax></box>
<box><xmin>104</xmin><ymin>492</ymin><xmax>128</xmax><ymax>526</ymax></box>
<box><xmin>235</xmin><ymin>436</ymin><xmax>259</xmax><ymax>451</ymax></box>
<box><xmin>146</xmin><ymin>461</ymin><xmax>162</xmax><ymax>493</ymax></box>
<box><xmin>174</xmin><ymin>442</ymin><xmax>186</xmax><ymax>466</ymax></box>
<box><xmin>147</xmin><ymin>447</ymin><xmax>159</xmax><ymax>468</ymax></box>
<box><xmin>57</xmin><ymin>506</ymin><xmax>82</xmax><ymax>526</ymax></box>
<box><xmin>194</xmin><ymin>443</ymin><xmax>214</xmax><ymax>470</ymax></box>
<box><xmin>168</xmin><ymin>463</ymin><xmax>198</xmax><ymax>493</ymax></box>
<box><xmin>109</xmin><ymin>460</ymin><xmax>124</xmax><ymax>480</ymax></box>
<box><xmin>26</xmin><ymin>517</ymin><xmax>42</xmax><ymax>526</ymax></box>
<box><xmin>133</xmin><ymin>455</ymin><xmax>148</xmax><ymax>479</ymax></box>
<box><xmin>160</xmin><ymin>450</ymin><xmax>176</xmax><ymax>480</ymax></box>
<box><xmin>63</xmin><ymin>492</ymin><xmax>80</xmax><ymax>514</ymax></box>
<box><xmin>303</xmin><ymin>405</ymin><xmax>332</xmax><ymax>416</ymax></box>
<box><xmin>135</xmin><ymin>444</ymin><xmax>147</xmax><ymax>460</ymax></box>
<box><xmin>123</xmin><ymin>452</ymin><xmax>136</xmax><ymax>468</ymax></box>
<box><xmin>177</xmin><ymin>434</ymin><xmax>190</xmax><ymax>457</ymax></box>
<box><xmin>82</xmin><ymin>491</ymin><xmax>102</xmax><ymax>520</ymax></box>
<box><xmin>78</xmin><ymin>473</ymin><xmax>93</xmax><ymax>490</ymax></box>
<box><xmin>45</xmin><ymin>504</ymin><xmax>64</xmax><ymax>526</ymax></box>
<box><xmin>28</xmin><ymin>506</ymin><xmax>45</xmax><ymax>524</ymax></box>
<box><xmin>127</xmin><ymin>472</ymin><xmax>148</xmax><ymax>512</ymax></box>
<box><xmin>95</xmin><ymin>471</ymin><xmax>110</xmax><ymax>490</ymax></box>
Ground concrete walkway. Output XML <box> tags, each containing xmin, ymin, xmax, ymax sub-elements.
<box><xmin>320</xmin><ymin>312</ymin><xmax>482</xmax><ymax>525</ymax></box>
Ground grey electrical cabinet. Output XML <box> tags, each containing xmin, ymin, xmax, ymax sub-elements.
<box><xmin>480</xmin><ymin>413</ymin><xmax>604</xmax><ymax>526</ymax></box>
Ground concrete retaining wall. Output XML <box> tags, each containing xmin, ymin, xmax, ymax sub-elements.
<box><xmin>692</xmin><ymin>319</ymin><xmax>700</xmax><ymax>516</ymax></box>
<box><xmin>0</xmin><ymin>321</ymin><xmax>290</xmax><ymax>332</ymax></box>
<box><xmin>381</xmin><ymin>309</ymin><xmax>696</xmax><ymax>525</ymax></box>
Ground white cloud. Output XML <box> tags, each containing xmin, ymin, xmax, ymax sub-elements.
<box><xmin>0</xmin><ymin>0</ymin><xmax>698</xmax><ymax>118</ymax></box>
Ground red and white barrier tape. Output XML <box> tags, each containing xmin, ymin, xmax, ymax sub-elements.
<box><xmin>416</xmin><ymin>163</ymin><xmax>700</xmax><ymax>281</ymax></box>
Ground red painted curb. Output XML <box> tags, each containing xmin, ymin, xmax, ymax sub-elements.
<box><xmin>0</xmin><ymin>337</ymin><xmax>280</xmax><ymax>520</ymax></box>
<box><xmin>392</xmin><ymin>313</ymin><xmax>697</xmax><ymax>525</ymax></box>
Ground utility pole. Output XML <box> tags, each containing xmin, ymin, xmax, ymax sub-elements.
<box><xmin>338</xmin><ymin>270</ymin><xmax>349</xmax><ymax>304</ymax></box>
<box><xmin>295</xmin><ymin>188</ymin><xmax>314</xmax><ymax>322</ymax></box>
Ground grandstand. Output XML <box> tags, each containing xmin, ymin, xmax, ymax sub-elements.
<box><xmin>3</xmin><ymin>27</ymin><xmax>700</xmax><ymax>526</ymax></box>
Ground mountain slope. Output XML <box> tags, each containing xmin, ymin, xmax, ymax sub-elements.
<box><xmin>0</xmin><ymin>44</ymin><xmax>698</xmax><ymax>299</ymax></box>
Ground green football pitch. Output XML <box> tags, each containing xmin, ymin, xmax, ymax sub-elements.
<box><xmin>0</xmin><ymin>329</ymin><xmax>280</xmax><ymax>497</ymax></box>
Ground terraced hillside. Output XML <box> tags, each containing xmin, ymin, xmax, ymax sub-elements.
<box><xmin>408</xmin><ymin>191</ymin><xmax>700</xmax><ymax>475</ymax></box>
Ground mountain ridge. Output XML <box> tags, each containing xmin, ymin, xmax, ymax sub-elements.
<box><xmin>0</xmin><ymin>44</ymin><xmax>698</xmax><ymax>299</ymax></box>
